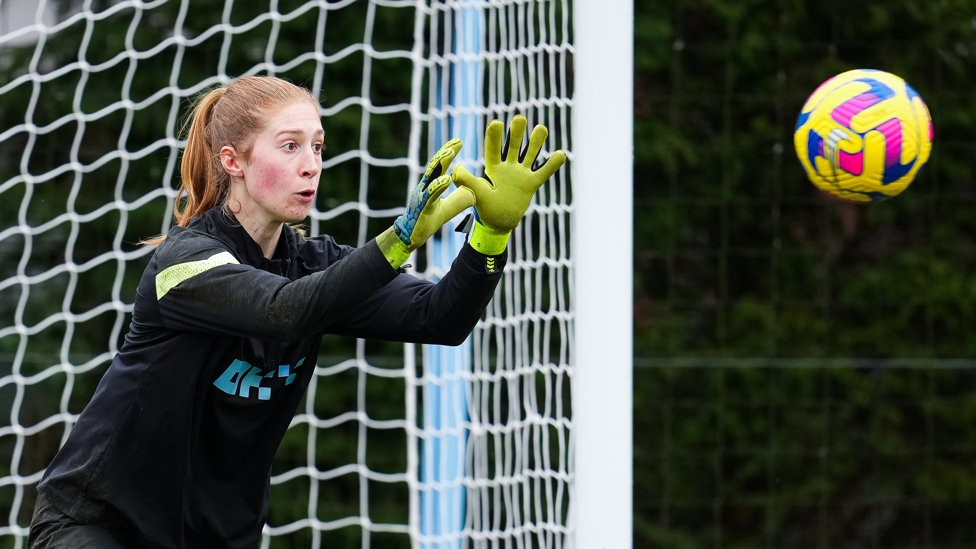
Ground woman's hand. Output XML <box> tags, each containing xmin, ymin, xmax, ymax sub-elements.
<box><xmin>451</xmin><ymin>115</ymin><xmax>566</xmax><ymax>255</ymax></box>
<box><xmin>377</xmin><ymin>139</ymin><xmax>475</xmax><ymax>269</ymax></box>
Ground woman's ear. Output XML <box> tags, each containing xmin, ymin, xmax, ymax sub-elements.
<box><xmin>220</xmin><ymin>145</ymin><xmax>244</xmax><ymax>178</ymax></box>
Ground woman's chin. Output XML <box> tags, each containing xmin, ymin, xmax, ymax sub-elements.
<box><xmin>281</xmin><ymin>207</ymin><xmax>312</xmax><ymax>224</ymax></box>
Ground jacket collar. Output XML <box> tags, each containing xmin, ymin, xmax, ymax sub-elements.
<box><xmin>198</xmin><ymin>207</ymin><xmax>298</xmax><ymax>277</ymax></box>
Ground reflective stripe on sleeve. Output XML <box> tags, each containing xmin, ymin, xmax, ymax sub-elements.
<box><xmin>155</xmin><ymin>251</ymin><xmax>240</xmax><ymax>300</ymax></box>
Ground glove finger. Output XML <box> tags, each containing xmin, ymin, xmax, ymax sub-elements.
<box><xmin>532</xmin><ymin>149</ymin><xmax>567</xmax><ymax>183</ymax></box>
<box><xmin>522</xmin><ymin>124</ymin><xmax>549</xmax><ymax>167</ymax></box>
<box><xmin>484</xmin><ymin>120</ymin><xmax>505</xmax><ymax>167</ymax></box>
<box><xmin>439</xmin><ymin>138</ymin><xmax>463</xmax><ymax>170</ymax></box>
<box><xmin>439</xmin><ymin>187</ymin><xmax>477</xmax><ymax>221</ymax></box>
<box><xmin>423</xmin><ymin>175</ymin><xmax>453</xmax><ymax>207</ymax></box>
<box><xmin>444</xmin><ymin>138</ymin><xmax>463</xmax><ymax>156</ymax></box>
<box><xmin>505</xmin><ymin>115</ymin><xmax>528</xmax><ymax>163</ymax></box>
<box><xmin>425</xmin><ymin>139</ymin><xmax>463</xmax><ymax>182</ymax></box>
<box><xmin>451</xmin><ymin>165</ymin><xmax>495</xmax><ymax>197</ymax></box>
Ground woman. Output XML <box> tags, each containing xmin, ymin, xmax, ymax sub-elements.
<box><xmin>27</xmin><ymin>76</ymin><xmax>565</xmax><ymax>548</ymax></box>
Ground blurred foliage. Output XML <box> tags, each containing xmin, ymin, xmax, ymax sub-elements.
<box><xmin>634</xmin><ymin>0</ymin><xmax>976</xmax><ymax>547</ymax></box>
<box><xmin>634</xmin><ymin>0</ymin><xmax>976</xmax><ymax>357</ymax></box>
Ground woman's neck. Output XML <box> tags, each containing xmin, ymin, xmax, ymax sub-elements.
<box><xmin>235</xmin><ymin>212</ymin><xmax>283</xmax><ymax>259</ymax></box>
<box><xmin>225</xmin><ymin>184</ymin><xmax>284</xmax><ymax>259</ymax></box>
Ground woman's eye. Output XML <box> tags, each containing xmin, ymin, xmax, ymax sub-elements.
<box><xmin>313</xmin><ymin>143</ymin><xmax>324</xmax><ymax>154</ymax></box>
<box><xmin>283</xmin><ymin>142</ymin><xmax>298</xmax><ymax>151</ymax></box>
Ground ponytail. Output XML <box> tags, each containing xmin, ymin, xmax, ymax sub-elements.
<box><xmin>177</xmin><ymin>88</ymin><xmax>227</xmax><ymax>227</ymax></box>
<box><xmin>141</xmin><ymin>88</ymin><xmax>227</xmax><ymax>246</ymax></box>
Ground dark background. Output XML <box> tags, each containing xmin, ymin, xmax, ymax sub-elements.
<box><xmin>633</xmin><ymin>1</ymin><xmax>976</xmax><ymax>547</ymax></box>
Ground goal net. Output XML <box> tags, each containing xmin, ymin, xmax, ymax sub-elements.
<box><xmin>0</xmin><ymin>0</ymin><xmax>578</xmax><ymax>547</ymax></box>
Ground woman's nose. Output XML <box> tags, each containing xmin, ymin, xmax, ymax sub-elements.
<box><xmin>302</xmin><ymin>148</ymin><xmax>322</xmax><ymax>178</ymax></box>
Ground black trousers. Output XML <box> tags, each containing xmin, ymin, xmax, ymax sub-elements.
<box><xmin>28</xmin><ymin>493</ymin><xmax>137</xmax><ymax>549</ymax></box>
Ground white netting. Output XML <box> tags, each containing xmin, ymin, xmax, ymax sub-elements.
<box><xmin>0</xmin><ymin>0</ymin><xmax>573</xmax><ymax>547</ymax></box>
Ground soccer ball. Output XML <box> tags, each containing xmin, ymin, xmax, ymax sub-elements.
<box><xmin>794</xmin><ymin>69</ymin><xmax>933</xmax><ymax>202</ymax></box>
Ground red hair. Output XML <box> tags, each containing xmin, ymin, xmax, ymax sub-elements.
<box><xmin>143</xmin><ymin>76</ymin><xmax>318</xmax><ymax>244</ymax></box>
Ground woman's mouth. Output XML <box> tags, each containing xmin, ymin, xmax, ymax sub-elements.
<box><xmin>297</xmin><ymin>190</ymin><xmax>315</xmax><ymax>202</ymax></box>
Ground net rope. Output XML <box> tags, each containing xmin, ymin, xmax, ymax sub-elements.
<box><xmin>0</xmin><ymin>1</ymin><xmax>574</xmax><ymax>547</ymax></box>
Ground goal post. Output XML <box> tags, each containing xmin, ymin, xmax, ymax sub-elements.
<box><xmin>571</xmin><ymin>0</ymin><xmax>634</xmax><ymax>548</ymax></box>
<box><xmin>418</xmin><ymin>2</ymin><xmax>481</xmax><ymax>547</ymax></box>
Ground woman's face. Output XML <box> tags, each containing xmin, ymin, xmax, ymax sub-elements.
<box><xmin>228</xmin><ymin>101</ymin><xmax>324</xmax><ymax>228</ymax></box>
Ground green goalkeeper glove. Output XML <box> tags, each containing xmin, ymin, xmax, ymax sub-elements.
<box><xmin>376</xmin><ymin>139</ymin><xmax>476</xmax><ymax>269</ymax></box>
<box><xmin>451</xmin><ymin>115</ymin><xmax>566</xmax><ymax>255</ymax></box>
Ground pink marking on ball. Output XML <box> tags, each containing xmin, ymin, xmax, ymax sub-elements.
<box><xmin>876</xmin><ymin>118</ymin><xmax>902</xmax><ymax>168</ymax></box>
<box><xmin>838</xmin><ymin>150</ymin><xmax>863</xmax><ymax>176</ymax></box>
<box><xmin>831</xmin><ymin>93</ymin><xmax>880</xmax><ymax>127</ymax></box>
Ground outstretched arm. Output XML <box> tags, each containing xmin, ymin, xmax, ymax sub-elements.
<box><xmin>328</xmin><ymin>243</ymin><xmax>505</xmax><ymax>345</ymax></box>
<box><xmin>327</xmin><ymin>115</ymin><xmax>566</xmax><ymax>345</ymax></box>
<box><xmin>148</xmin><ymin>234</ymin><xmax>399</xmax><ymax>342</ymax></box>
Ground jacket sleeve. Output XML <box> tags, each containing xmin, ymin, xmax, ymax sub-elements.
<box><xmin>327</xmin><ymin>243</ymin><xmax>506</xmax><ymax>346</ymax></box>
<box><xmin>149</xmin><ymin>236</ymin><xmax>399</xmax><ymax>342</ymax></box>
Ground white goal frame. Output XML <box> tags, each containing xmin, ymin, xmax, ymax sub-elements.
<box><xmin>571</xmin><ymin>1</ymin><xmax>633</xmax><ymax>547</ymax></box>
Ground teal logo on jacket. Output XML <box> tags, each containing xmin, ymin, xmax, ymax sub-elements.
<box><xmin>213</xmin><ymin>358</ymin><xmax>305</xmax><ymax>400</ymax></box>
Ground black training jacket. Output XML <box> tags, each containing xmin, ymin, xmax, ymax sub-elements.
<box><xmin>35</xmin><ymin>206</ymin><xmax>505</xmax><ymax>549</ymax></box>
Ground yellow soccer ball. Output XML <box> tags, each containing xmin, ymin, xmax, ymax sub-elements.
<box><xmin>794</xmin><ymin>69</ymin><xmax>933</xmax><ymax>202</ymax></box>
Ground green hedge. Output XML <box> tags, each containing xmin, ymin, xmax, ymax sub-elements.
<box><xmin>634</xmin><ymin>1</ymin><xmax>976</xmax><ymax>546</ymax></box>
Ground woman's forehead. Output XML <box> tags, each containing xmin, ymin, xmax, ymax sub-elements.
<box><xmin>261</xmin><ymin>102</ymin><xmax>323</xmax><ymax>135</ymax></box>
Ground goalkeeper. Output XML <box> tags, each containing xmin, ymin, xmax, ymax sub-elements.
<box><xmin>27</xmin><ymin>75</ymin><xmax>565</xmax><ymax>549</ymax></box>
